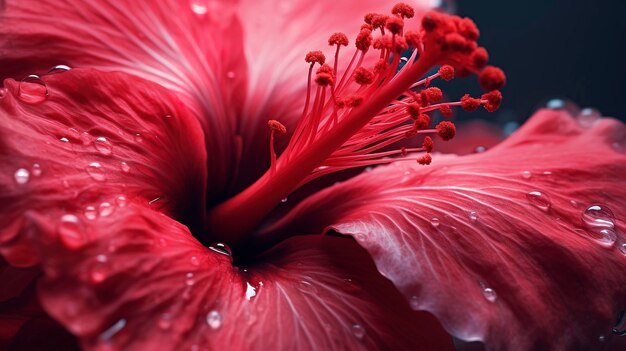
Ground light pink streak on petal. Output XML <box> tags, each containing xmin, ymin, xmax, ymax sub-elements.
<box><xmin>0</xmin><ymin>0</ymin><xmax>245</xmax><ymax>198</ymax></box>
<box><xmin>28</xmin><ymin>204</ymin><xmax>453</xmax><ymax>351</ymax></box>
<box><xmin>267</xmin><ymin>109</ymin><xmax>626</xmax><ymax>350</ymax></box>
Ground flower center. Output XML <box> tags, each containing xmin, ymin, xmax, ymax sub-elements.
<box><xmin>208</xmin><ymin>4</ymin><xmax>506</xmax><ymax>246</ymax></box>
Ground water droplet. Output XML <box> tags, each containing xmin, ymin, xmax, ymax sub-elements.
<box><xmin>298</xmin><ymin>279</ymin><xmax>317</xmax><ymax>294</ymax></box>
<box><xmin>577</xmin><ymin>108</ymin><xmax>601</xmax><ymax>127</ymax></box>
<box><xmin>474</xmin><ymin>145</ymin><xmax>487</xmax><ymax>153</ymax></box>
<box><xmin>430</xmin><ymin>217</ymin><xmax>440</xmax><ymax>228</ymax></box>
<box><xmin>598</xmin><ymin>335</ymin><xmax>607</xmax><ymax>342</ymax></box>
<box><xmin>90</xmin><ymin>255</ymin><xmax>109</xmax><ymax>283</ymax></box>
<box><xmin>245</xmin><ymin>282</ymin><xmax>257</xmax><ymax>300</ymax></box>
<box><xmin>47</xmin><ymin>65</ymin><xmax>71</xmax><ymax>74</ymax></box>
<box><xmin>409</xmin><ymin>295</ymin><xmax>420</xmax><ymax>309</ymax></box>
<box><xmin>190</xmin><ymin>0</ymin><xmax>208</xmax><ymax>15</ymax></box>
<box><xmin>521</xmin><ymin>170</ymin><xmax>532</xmax><ymax>180</ymax></box>
<box><xmin>482</xmin><ymin>287</ymin><xmax>497</xmax><ymax>302</ymax></box>
<box><xmin>281</xmin><ymin>197</ymin><xmax>288</xmax><ymax>203</ymax></box>
<box><xmin>58</xmin><ymin>214</ymin><xmax>86</xmax><ymax>249</ymax></box>
<box><xmin>31</xmin><ymin>163</ymin><xmax>42</xmax><ymax>177</ymax></box>
<box><xmin>185</xmin><ymin>272</ymin><xmax>195</xmax><ymax>286</ymax></box>
<box><xmin>599</xmin><ymin>229</ymin><xmax>617</xmax><ymax>245</ymax></box>
<box><xmin>86</xmin><ymin>162</ymin><xmax>106</xmax><ymax>181</ymax></box>
<box><xmin>59</xmin><ymin>137</ymin><xmax>70</xmax><ymax>143</ymax></box>
<box><xmin>582</xmin><ymin>205</ymin><xmax>616</xmax><ymax>229</ymax></box>
<box><xmin>206</xmin><ymin>310</ymin><xmax>222</xmax><ymax>329</ymax></box>
<box><xmin>526</xmin><ymin>191</ymin><xmax>551</xmax><ymax>211</ymax></box>
<box><xmin>570</xmin><ymin>200</ymin><xmax>579</xmax><ymax>208</ymax></box>
<box><xmin>618</xmin><ymin>242</ymin><xmax>626</xmax><ymax>256</ymax></box>
<box><xmin>115</xmin><ymin>195</ymin><xmax>127</xmax><ymax>207</ymax></box>
<box><xmin>99</xmin><ymin>202</ymin><xmax>114</xmax><ymax>217</ymax></box>
<box><xmin>18</xmin><ymin>74</ymin><xmax>48</xmax><ymax>103</ymax></box>
<box><xmin>351</xmin><ymin>324</ymin><xmax>365</xmax><ymax>339</ymax></box>
<box><xmin>14</xmin><ymin>168</ymin><xmax>30</xmax><ymax>185</ymax></box>
<box><xmin>120</xmin><ymin>162</ymin><xmax>130</xmax><ymax>173</ymax></box>
<box><xmin>189</xmin><ymin>256</ymin><xmax>200</xmax><ymax>266</ymax></box>
<box><xmin>94</xmin><ymin>136</ymin><xmax>112</xmax><ymax>156</ymax></box>
<box><xmin>208</xmin><ymin>242</ymin><xmax>232</xmax><ymax>257</ymax></box>
<box><xmin>84</xmin><ymin>206</ymin><xmax>98</xmax><ymax>220</ymax></box>
<box><xmin>157</xmin><ymin>313</ymin><xmax>173</xmax><ymax>330</ymax></box>
<box><xmin>99</xmin><ymin>319</ymin><xmax>126</xmax><ymax>341</ymax></box>
<box><xmin>134</xmin><ymin>133</ymin><xmax>143</xmax><ymax>143</ymax></box>
<box><xmin>468</xmin><ymin>211</ymin><xmax>479</xmax><ymax>222</ymax></box>
<box><xmin>613</xmin><ymin>310</ymin><xmax>626</xmax><ymax>336</ymax></box>
<box><xmin>148</xmin><ymin>197</ymin><xmax>161</xmax><ymax>205</ymax></box>
<box><xmin>226</xmin><ymin>71</ymin><xmax>235</xmax><ymax>79</ymax></box>
<box><xmin>546</xmin><ymin>99</ymin><xmax>565</xmax><ymax>110</ymax></box>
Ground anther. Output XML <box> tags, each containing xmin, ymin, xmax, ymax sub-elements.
<box><xmin>421</xmin><ymin>14</ymin><xmax>437</xmax><ymax>32</ymax></box>
<box><xmin>356</xmin><ymin>29</ymin><xmax>373</xmax><ymax>52</ymax></box>
<box><xmin>371</xmin><ymin>14</ymin><xmax>389</xmax><ymax>30</ymax></box>
<box><xmin>417</xmin><ymin>154</ymin><xmax>432</xmax><ymax>165</ymax></box>
<box><xmin>346</xmin><ymin>95</ymin><xmax>364</xmax><ymax>107</ymax></box>
<box><xmin>391</xmin><ymin>3</ymin><xmax>415</xmax><ymax>19</ymax></box>
<box><xmin>422</xmin><ymin>136</ymin><xmax>434</xmax><ymax>153</ymax></box>
<box><xmin>461</xmin><ymin>94</ymin><xmax>481</xmax><ymax>112</ymax></box>
<box><xmin>328</xmin><ymin>32</ymin><xmax>349</xmax><ymax>47</ymax></box>
<box><xmin>439</xmin><ymin>105</ymin><xmax>453</xmax><ymax>118</ymax></box>
<box><xmin>421</xmin><ymin>87</ymin><xmax>443</xmax><ymax>104</ymax></box>
<box><xmin>482</xmin><ymin>90</ymin><xmax>503</xmax><ymax>112</ymax></box>
<box><xmin>438</xmin><ymin>65</ymin><xmax>455</xmax><ymax>81</ymax></box>
<box><xmin>415</xmin><ymin>114</ymin><xmax>431</xmax><ymax>130</ymax></box>
<box><xmin>406</xmin><ymin>103</ymin><xmax>421</xmax><ymax>119</ymax></box>
<box><xmin>436</xmin><ymin>121</ymin><xmax>456</xmax><ymax>141</ymax></box>
<box><xmin>479</xmin><ymin>66</ymin><xmax>506</xmax><ymax>91</ymax></box>
<box><xmin>315</xmin><ymin>64</ymin><xmax>335</xmax><ymax>86</ymax></box>
<box><xmin>385</xmin><ymin>17</ymin><xmax>404</xmax><ymax>35</ymax></box>
<box><xmin>305</xmin><ymin>51</ymin><xmax>326</xmax><ymax>65</ymax></box>
<box><xmin>354</xmin><ymin>67</ymin><xmax>375</xmax><ymax>85</ymax></box>
<box><xmin>471</xmin><ymin>47</ymin><xmax>489</xmax><ymax>68</ymax></box>
<box><xmin>404</xmin><ymin>31</ymin><xmax>421</xmax><ymax>48</ymax></box>
<box><xmin>458</xmin><ymin>18</ymin><xmax>480</xmax><ymax>40</ymax></box>
<box><xmin>268</xmin><ymin>120</ymin><xmax>287</xmax><ymax>134</ymax></box>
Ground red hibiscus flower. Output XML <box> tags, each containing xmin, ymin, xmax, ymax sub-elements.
<box><xmin>1</xmin><ymin>1</ymin><xmax>625</xmax><ymax>351</ymax></box>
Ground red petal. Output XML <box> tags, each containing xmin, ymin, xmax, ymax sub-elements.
<box><xmin>0</xmin><ymin>69</ymin><xmax>206</xmax><ymax>266</ymax></box>
<box><xmin>268</xmin><ymin>109</ymin><xmax>626</xmax><ymax>349</ymax></box>
<box><xmin>0</xmin><ymin>0</ymin><xmax>245</xmax><ymax>199</ymax></box>
<box><xmin>28</xmin><ymin>204</ymin><xmax>452</xmax><ymax>350</ymax></box>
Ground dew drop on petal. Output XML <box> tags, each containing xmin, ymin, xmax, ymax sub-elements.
<box><xmin>31</xmin><ymin>163</ymin><xmax>42</xmax><ymax>177</ymax></box>
<box><xmin>58</xmin><ymin>214</ymin><xmax>86</xmax><ymax>249</ymax></box>
<box><xmin>190</xmin><ymin>0</ymin><xmax>208</xmax><ymax>15</ymax></box>
<box><xmin>521</xmin><ymin>170</ymin><xmax>532</xmax><ymax>180</ymax></box>
<box><xmin>185</xmin><ymin>272</ymin><xmax>195</xmax><ymax>286</ymax></box>
<box><xmin>582</xmin><ymin>205</ymin><xmax>616</xmax><ymax>229</ymax></box>
<box><xmin>98</xmin><ymin>202</ymin><xmax>115</xmax><ymax>217</ymax></box>
<box><xmin>208</xmin><ymin>242</ymin><xmax>232</xmax><ymax>257</ymax></box>
<box><xmin>619</xmin><ymin>243</ymin><xmax>626</xmax><ymax>256</ymax></box>
<box><xmin>526</xmin><ymin>191</ymin><xmax>551</xmax><ymax>211</ymax></box>
<box><xmin>570</xmin><ymin>200</ymin><xmax>579</xmax><ymax>208</ymax></box>
<box><xmin>116</xmin><ymin>195</ymin><xmax>127</xmax><ymax>207</ymax></box>
<box><xmin>59</xmin><ymin>137</ymin><xmax>70</xmax><ymax>143</ymax></box>
<box><xmin>281</xmin><ymin>197</ymin><xmax>288</xmax><ymax>203</ymax></box>
<box><xmin>134</xmin><ymin>133</ymin><xmax>143</xmax><ymax>143</ymax></box>
<box><xmin>482</xmin><ymin>287</ymin><xmax>497</xmax><ymax>302</ymax></box>
<box><xmin>468</xmin><ymin>211</ymin><xmax>479</xmax><ymax>222</ymax></box>
<box><xmin>158</xmin><ymin>313</ymin><xmax>172</xmax><ymax>330</ymax></box>
<box><xmin>351</xmin><ymin>324</ymin><xmax>366</xmax><ymax>339</ymax></box>
<box><xmin>409</xmin><ymin>295</ymin><xmax>420</xmax><ymax>309</ymax></box>
<box><xmin>94</xmin><ymin>136</ymin><xmax>112</xmax><ymax>156</ymax></box>
<box><xmin>90</xmin><ymin>255</ymin><xmax>109</xmax><ymax>284</ymax></box>
<box><xmin>226</xmin><ymin>71</ymin><xmax>235</xmax><ymax>79</ymax></box>
<box><xmin>47</xmin><ymin>65</ymin><xmax>71</xmax><ymax>74</ymax></box>
<box><xmin>474</xmin><ymin>145</ymin><xmax>487</xmax><ymax>153</ymax></box>
<box><xmin>245</xmin><ymin>282</ymin><xmax>257</xmax><ymax>300</ymax></box>
<box><xmin>577</xmin><ymin>108</ymin><xmax>601</xmax><ymax>128</ymax></box>
<box><xmin>18</xmin><ymin>74</ymin><xmax>48</xmax><ymax>103</ymax></box>
<box><xmin>206</xmin><ymin>310</ymin><xmax>222</xmax><ymax>330</ymax></box>
<box><xmin>14</xmin><ymin>168</ymin><xmax>30</xmax><ymax>185</ymax></box>
<box><xmin>546</xmin><ymin>99</ymin><xmax>565</xmax><ymax>110</ymax></box>
<box><xmin>431</xmin><ymin>217</ymin><xmax>440</xmax><ymax>228</ymax></box>
<box><xmin>190</xmin><ymin>256</ymin><xmax>199</xmax><ymax>266</ymax></box>
<box><xmin>99</xmin><ymin>319</ymin><xmax>126</xmax><ymax>341</ymax></box>
<box><xmin>86</xmin><ymin>162</ymin><xmax>106</xmax><ymax>182</ymax></box>
<box><xmin>120</xmin><ymin>162</ymin><xmax>130</xmax><ymax>173</ymax></box>
<box><xmin>84</xmin><ymin>206</ymin><xmax>98</xmax><ymax>220</ymax></box>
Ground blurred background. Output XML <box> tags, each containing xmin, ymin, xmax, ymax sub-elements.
<box><xmin>442</xmin><ymin>0</ymin><xmax>626</xmax><ymax>124</ymax></box>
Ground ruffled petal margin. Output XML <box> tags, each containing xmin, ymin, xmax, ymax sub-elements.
<box><xmin>268</xmin><ymin>109</ymin><xmax>626</xmax><ymax>350</ymax></box>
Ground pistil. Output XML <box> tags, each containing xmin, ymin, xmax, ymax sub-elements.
<box><xmin>208</xmin><ymin>5</ymin><xmax>506</xmax><ymax>245</ymax></box>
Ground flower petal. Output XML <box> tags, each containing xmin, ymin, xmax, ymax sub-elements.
<box><xmin>0</xmin><ymin>0</ymin><xmax>245</xmax><ymax>199</ymax></box>
<box><xmin>0</xmin><ymin>69</ymin><xmax>206</xmax><ymax>266</ymax></box>
<box><xmin>269</xmin><ymin>109</ymin><xmax>626</xmax><ymax>350</ymax></box>
<box><xmin>27</xmin><ymin>203</ymin><xmax>453</xmax><ymax>350</ymax></box>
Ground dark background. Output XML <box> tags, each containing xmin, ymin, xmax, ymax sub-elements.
<box><xmin>444</xmin><ymin>0</ymin><xmax>626</xmax><ymax>123</ymax></box>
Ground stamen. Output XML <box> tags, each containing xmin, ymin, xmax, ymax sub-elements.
<box><xmin>209</xmin><ymin>5</ymin><xmax>508</xmax><ymax>243</ymax></box>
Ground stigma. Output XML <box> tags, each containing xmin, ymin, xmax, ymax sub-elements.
<box><xmin>210</xmin><ymin>3</ymin><xmax>506</xmax><ymax>243</ymax></box>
